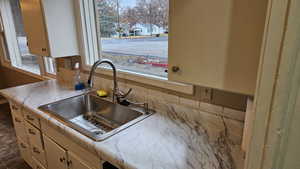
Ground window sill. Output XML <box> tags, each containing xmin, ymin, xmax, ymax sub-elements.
<box><xmin>1</xmin><ymin>64</ymin><xmax>48</xmax><ymax>81</ymax></box>
<box><xmin>82</xmin><ymin>64</ymin><xmax>194</xmax><ymax>95</ymax></box>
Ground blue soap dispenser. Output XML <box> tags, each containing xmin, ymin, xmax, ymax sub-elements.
<box><xmin>74</xmin><ymin>62</ymin><xmax>85</xmax><ymax>90</ymax></box>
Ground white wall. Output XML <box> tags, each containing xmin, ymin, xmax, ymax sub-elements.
<box><xmin>281</xmin><ymin>92</ymin><xmax>300</xmax><ymax>169</ymax></box>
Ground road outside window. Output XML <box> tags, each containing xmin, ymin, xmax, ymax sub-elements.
<box><xmin>95</xmin><ymin>0</ymin><xmax>169</xmax><ymax>77</ymax></box>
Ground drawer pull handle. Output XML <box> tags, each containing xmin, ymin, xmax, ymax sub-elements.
<box><xmin>28</xmin><ymin>129</ymin><xmax>36</xmax><ymax>135</ymax></box>
<box><xmin>60</xmin><ymin>157</ymin><xmax>66</xmax><ymax>163</ymax></box>
<box><xmin>14</xmin><ymin>118</ymin><xmax>22</xmax><ymax>123</ymax></box>
<box><xmin>20</xmin><ymin>143</ymin><xmax>27</xmax><ymax>149</ymax></box>
<box><xmin>26</xmin><ymin>115</ymin><xmax>35</xmax><ymax>121</ymax></box>
<box><xmin>67</xmin><ymin>160</ymin><xmax>72</xmax><ymax>166</ymax></box>
<box><xmin>12</xmin><ymin>105</ymin><xmax>19</xmax><ymax>111</ymax></box>
<box><xmin>33</xmin><ymin>147</ymin><xmax>40</xmax><ymax>154</ymax></box>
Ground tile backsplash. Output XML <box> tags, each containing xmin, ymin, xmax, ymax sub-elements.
<box><xmin>56</xmin><ymin>57</ymin><xmax>247</xmax><ymax>123</ymax></box>
<box><xmin>56</xmin><ymin>56</ymin><xmax>247</xmax><ymax>167</ymax></box>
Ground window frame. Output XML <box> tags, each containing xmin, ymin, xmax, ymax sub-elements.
<box><xmin>0</xmin><ymin>0</ymin><xmax>56</xmax><ymax>79</ymax></box>
<box><xmin>0</xmin><ymin>12</ymin><xmax>11</xmax><ymax>67</ymax></box>
<box><xmin>75</xmin><ymin>0</ymin><xmax>194</xmax><ymax>95</ymax></box>
<box><xmin>42</xmin><ymin>57</ymin><xmax>57</xmax><ymax>78</ymax></box>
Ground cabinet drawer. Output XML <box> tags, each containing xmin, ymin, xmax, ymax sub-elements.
<box><xmin>25</xmin><ymin>122</ymin><xmax>43</xmax><ymax>150</ymax></box>
<box><xmin>31</xmin><ymin>145</ymin><xmax>47</xmax><ymax>167</ymax></box>
<box><xmin>32</xmin><ymin>157</ymin><xmax>47</xmax><ymax>169</ymax></box>
<box><xmin>24</xmin><ymin>111</ymin><xmax>40</xmax><ymax>129</ymax></box>
<box><xmin>12</xmin><ymin>113</ymin><xmax>28</xmax><ymax>143</ymax></box>
<box><xmin>10</xmin><ymin>102</ymin><xmax>22</xmax><ymax>117</ymax></box>
<box><xmin>17</xmin><ymin>138</ymin><xmax>32</xmax><ymax>167</ymax></box>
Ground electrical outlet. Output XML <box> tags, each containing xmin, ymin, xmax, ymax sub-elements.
<box><xmin>200</xmin><ymin>88</ymin><xmax>212</xmax><ymax>103</ymax></box>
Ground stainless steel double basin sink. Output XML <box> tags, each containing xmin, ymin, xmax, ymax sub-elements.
<box><xmin>39</xmin><ymin>92</ymin><xmax>153</xmax><ymax>141</ymax></box>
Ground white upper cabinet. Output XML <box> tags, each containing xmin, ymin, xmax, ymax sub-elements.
<box><xmin>20</xmin><ymin>0</ymin><xmax>79</xmax><ymax>57</ymax></box>
<box><xmin>168</xmin><ymin>0</ymin><xmax>268</xmax><ymax>95</ymax></box>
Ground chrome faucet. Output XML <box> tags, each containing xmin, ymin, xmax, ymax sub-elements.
<box><xmin>87</xmin><ymin>59</ymin><xmax>131</xmax><ymax>103</ymax></box>
<box><xmin>87</xmin><ymin>59</ymin><xmax>149</xmax><ymax>113</ymax></box>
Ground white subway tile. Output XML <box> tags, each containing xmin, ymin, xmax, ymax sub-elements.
<box><xmin>199</xmin><ymin>102</ymin><xmax>223</xmax><ymax>115</ymax></box>
<box><xmin>179</xmin><ymin>97</ymin><xmax>199</xmax><ymax>108</ymax></box>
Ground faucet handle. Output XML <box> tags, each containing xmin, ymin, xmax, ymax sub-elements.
<box><xmin>116</xmin><ymin>88</ymin><xmax>132</xmax><ymax>99</ymax></box>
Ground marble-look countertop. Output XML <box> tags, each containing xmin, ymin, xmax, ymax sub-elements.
<box><xmin>0</xmin><ymin>80</ymin><xmax>244</xmax><ymax>169</ymax></box>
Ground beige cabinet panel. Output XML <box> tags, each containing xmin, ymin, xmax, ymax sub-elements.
<box><xmin>20</xmin><ymin>0</ymin><xmax>49</xmax><ymax>56</ymax></box>
<box><xmin>168</xmin><ymin>0</ymin><xmax>268</xmax><ymax>95</ymax></box>
<box><xmin>25</xmin><ymin>122</ymin><xmax>43</xmax><ymax>150</ymax></box>
<box><xmin>68</xmin><ymin>152</ymin><xmax>94</xmax><ymax>169</ymax></box>
<box><xmin>10</xmin><ymin>103</ymin><xmax>22</xmax><ymax>117</ymax></box>
<box><xmin>19</xmin><ymin>0</ymin><xmax>79</xmax><ymax>57</ymax></box>
<box><xmin>41</xmin><ymin>120</ymin><xmax>102</xmax><ymax>169</ymax></box>
<box><xmin>32</xmin><ymin>158</ymin><xmax>47</xmax><ymax>169</ymax></box>
<box><xmin>24</xmin><ymin>110</ymin><xmax>40</xmax><ymax>129</ymax></box>
<box><xmin>31</xmin><ymin>145</ymin><xmax>47</xmax><ymax>167</ymax></box>
<box><xmin>44</xmin><ymin>135</ymin><xmax>68</xmax><ymax>169</ymax></box>
<box><xmin>11</xmin><ymin>112</ymin><xmax>28</xmax><ymax>143</ymax></box>
<box><xmin>17</xmin><ymin>138</ymin><xmax>33</xmax><ymax>167</ymax></box>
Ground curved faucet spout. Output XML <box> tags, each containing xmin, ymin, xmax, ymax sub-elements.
<box><xmin>87</xmin><ymin>59</ymin><xmax>118</xmax><ymax>103</ymax></box>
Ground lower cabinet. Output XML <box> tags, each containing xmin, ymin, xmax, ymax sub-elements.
<box><xmin>68</xmin><ymin>152</ymin><xmax>94</xmax><ymax>169</ymax></box>
<box><xmin>17</xmin><ymin>138</ymin><xmax>32</xmax><ymax>167</ymax></box>
<box><xmin>9</xmin><ymin>101</ymin><xmax>102</xmax><ymax>169</ymax></box>
<box><xmin>32</xmin><ymin>157</ymin><xmax>47</xmax><ymax>169</ymax></box>
<box><xmin>44</xmin><ymin>134</ymin><xmax>94</xmax><ymax>169</ymax></box>
<box><xmin>44</xmin><ymin>135</ymin><xmax>68</xmax><ymax>169</ymax></box>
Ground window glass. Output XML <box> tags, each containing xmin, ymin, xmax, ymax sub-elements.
<box><xmin>9</xmin><ymin>0</ymin><xmax>40</xmax><ymax>74</ymax></box>
<box><xmin>0</xmin><ymin>14</ymin><xmax>10</xmax><ymax>62</ymax></box>
<box><xmin>0</xmin><ymin>33</ymin><xmax>11</xmax><ymax>62</ymax></box>
<box><xmin>44</xmin><ymin>57</ymin><xmax>56</xmax><ymax>75</ymax></box>
<box><xmin>94</xmin><ymin>0</ymin><xmax>169</xmax><ymax>77</ymax></box>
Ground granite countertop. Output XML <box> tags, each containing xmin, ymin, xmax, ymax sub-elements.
<box><xmin>0</xmin><ymin>80</ymin><xmax>244</xmax><ymax>169</ymax></box>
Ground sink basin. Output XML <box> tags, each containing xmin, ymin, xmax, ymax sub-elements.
<box><xmin>39</xmin><ymin>92</ymin><xmax>153</xmax><ymax>141</ymax></box>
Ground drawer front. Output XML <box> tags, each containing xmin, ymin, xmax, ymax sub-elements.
<box><xmin>17</xmin><ymin>138</ymin><xmax>32</xmax><ymax>167</ymax></box>
<box><xmin>25</xmin><ymin>122</ymin><xmax>43</xmax><ymax>150</ymax></box>
<box><xmin>32</xmin><ymin>157</ymin><xmax>47</xmax><ymax>169</ymax></box>
<box><xmin>10</xmin><ymin>102</ymin><xmax>22</xmax><ymax>117</ymax></box>
<box><xmin>31</xmin><ymin>145</ymin><xmax>47</xmax><ymax>167</ymax></box>
<box><xmin>12</xmin><ymin>113</ymin><xmax>28</xmax><ymax>143</ymax></box>
<box><xmin>24</xmin><ymin>111</ymin><xmax>40</xmax><ymax>129</ymax></box>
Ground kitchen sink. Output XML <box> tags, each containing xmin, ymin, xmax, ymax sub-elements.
<box><xmin>39</xmin><ymin>92</ymin><xmax>154</xmax><ymax>141</ymax></box>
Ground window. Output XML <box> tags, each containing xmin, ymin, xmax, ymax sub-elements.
<box><xmin>44</xmin><ymin>57</ymin><xmax>57</xmax><ymax>75</ymax></box>
<box><xmin>9</xmin><ymin>0</ymin><xmax>40</xmax><ymax>74</ymax></box>
<box><xmin>0</xmin><ymin>14</ymin><xmax>10</xmax><ymax>63</ymax></box>
<box><xmin>0</xmin><ymin>0</ymin><xmax>56</xmax><ymax>77</ymax></box>
<box><xmin>84</xmin><ymin>0</ymin><xmax>169</xmax><ymax>78</ymax></box>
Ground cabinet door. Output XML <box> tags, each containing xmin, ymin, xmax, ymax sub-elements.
<box><xmin>43</xmin><ymin>135</ymin><xmax>68</xmax><ymax>169</ymax></box>
<box><xmin>168</xmin><ymin>0</ymin><xmax>267</xmax><ymax>95</ymax></box>
<box><xmin>68</xmin><ymin>152</ymin><xmax>94</xmax><ymax>169</ymax></box>
<box><xmin>32</xmin><ymin>157</ymin><xmax>47</xmax><ymax>169</ymax></box>
<box><xmin>20</xmin><ymin>0</ymin><xmax>50</xmax><ymax>56</ymax></box>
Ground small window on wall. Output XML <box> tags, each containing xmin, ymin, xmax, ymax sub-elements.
<box><xmin>44</xmin><ymin>57</ymin><xmax>56</xmax><ymax>75</ymax></box>
<box><xmin>9</xmin><ymin>0</ymin><xmax>41</xmax><ymax>74</ymax></box>
<box><xmin>0</xmin><ymin>14</ymin><xmax>11</xmax><ymax>63</ymax></box>
<box><xmin>85</xmin><ymin>0</ymin><xmax>169</xmax><ymax>78</ymax></box>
